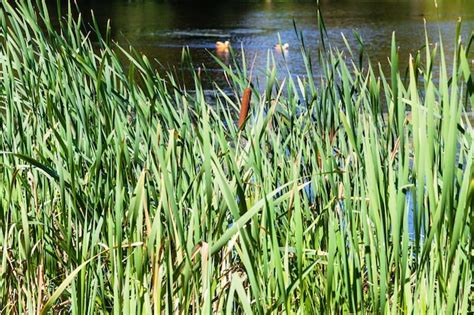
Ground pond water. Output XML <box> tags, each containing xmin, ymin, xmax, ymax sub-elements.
<box><xmin>66</xmin><ymin>0</ymin><xmax>473</xmax><ymax>84</ymax></box>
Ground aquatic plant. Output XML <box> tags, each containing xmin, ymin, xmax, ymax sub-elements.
<box><xmin>0</xmin><ymin>0</ymin><xmax>472</xmax><ymax>313</ymax></box>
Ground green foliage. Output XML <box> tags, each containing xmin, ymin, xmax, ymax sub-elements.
<box><xmin>0</xmin><ymin>0</ymin><xmax>472</xmax><ymax>313</ymax></box>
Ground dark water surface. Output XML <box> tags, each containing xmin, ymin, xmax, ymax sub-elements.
<box><xmin>66</xmin><ymin>0</ymin><xmax>473</xmax><ymax>83</ymax></box>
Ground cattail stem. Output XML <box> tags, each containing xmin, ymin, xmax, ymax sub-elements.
<box><xmin>238</xmin><ymin>87</ymin><xmax>252</xmax><ymax>130</ymax></box>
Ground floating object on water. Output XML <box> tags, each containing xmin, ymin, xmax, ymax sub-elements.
<box><xmin>274</xmin><ymin>43</ymin><xmax>289</xmax><ymax>53</ymax></box>
<box><xmin>238</xmin><ymin>87</ymin><xmax>252</xmax><ymax>130</ymax></box>
<box><xmin>215</xmin><ymin>41</ymin><xmax>230</xmax><ymax>54</ymax></box>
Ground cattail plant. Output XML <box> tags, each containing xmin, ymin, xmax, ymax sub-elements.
<box><xmin>0</xmin><ymin>0</ymin><xmax>472</xmax><ymax>314</ymax></box>
<box><xmin>238</xmin><ymin>87</ymin><xmax>252</xmax><ymax>130</ymax></box>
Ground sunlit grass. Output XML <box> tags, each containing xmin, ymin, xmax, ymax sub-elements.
<box><xmin>0</xmin><ymin>0</ymin><xmax>472</xmax><ymax>314</ymax></box>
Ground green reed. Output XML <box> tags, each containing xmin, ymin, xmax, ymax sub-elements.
<box><xmin>0</xmin><ymin>0</ymin><xmax>472</xmax><ymax>314</ymax></box>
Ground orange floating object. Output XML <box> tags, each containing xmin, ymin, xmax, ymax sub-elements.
<box><xmin>215</xmin><ymin>41</ymin><xmax>230</xmax><ymax>54</ymax></box>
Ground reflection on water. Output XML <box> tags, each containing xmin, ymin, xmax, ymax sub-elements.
<box><xmin>57</xmin><ymin>0</ymin><xmax>473</xmax><ymax>84</ymax></box>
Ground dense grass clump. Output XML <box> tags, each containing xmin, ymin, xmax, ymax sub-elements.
<box><xmin>0</xmin><ymin>0</ymin><xmax>473</xmax><ymax>314</ymax></box>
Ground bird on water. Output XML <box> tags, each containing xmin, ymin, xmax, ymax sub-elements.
<box><xmin>215</xmin><ymin>41</ymin><xmax>230</xmax><ymax>54</ymax></box>
<box><xmin>274</xmin><ymin>43</ymin><xmax>289</xmax><ymax>53</ymax></box>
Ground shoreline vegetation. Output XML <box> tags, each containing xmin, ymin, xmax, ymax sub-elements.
<box><xmin>1</xmin><ymin>0</ymin><xmax>473</xmax><ymax>313</ymax></box>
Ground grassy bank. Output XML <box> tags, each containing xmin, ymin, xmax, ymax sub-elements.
<box><xmin>0</xmin><ymin>0</ymin><xmax>473</xmax><ymax>313</ymax></box>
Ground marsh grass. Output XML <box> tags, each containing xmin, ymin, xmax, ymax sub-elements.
<box><xmin>0</xmin><ymin>0</ymin><xmax>473</xmax><ymax>314</ymax></box>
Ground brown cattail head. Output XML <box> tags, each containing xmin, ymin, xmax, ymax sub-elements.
<box><xmin>238</xmin><ymin>87</ymin><xmax>252</xmax><ymax>130</ymax></box>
